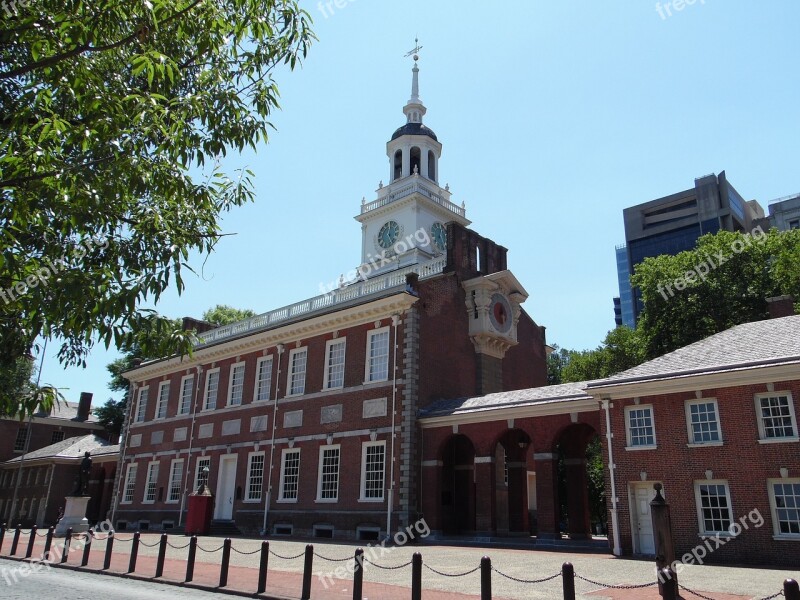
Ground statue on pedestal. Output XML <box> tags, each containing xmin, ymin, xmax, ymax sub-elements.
<box><xmin>71</xmin><ymin>451</ymin><xmax>92</xmax><ymax>496</ymax></box>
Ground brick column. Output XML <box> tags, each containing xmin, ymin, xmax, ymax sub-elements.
<box><xmin>565</xmin><ymin>458</ymin><xmax>591</xmax><ymax>539</ymax></box>
<box><xmin>474</xmin><ymin>457</ymin><xmax>495</xmax><ymax>534</ymax></box>
<box><xmin>419</xmin><ymin>460</ymin><xmax>442</xmax><ymax>532</ymax></box>
<box><xmin>534</xmin><ymin>453</ymin><xmax>560</xmax><ymax>539</ymax></box>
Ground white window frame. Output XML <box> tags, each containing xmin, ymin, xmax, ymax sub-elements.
<box><xmin>194</xmin><ymin>457</ymin><xmax>211</xmax><ymax>491</ymax></box>
<box><xmin>365</xmin><ymin>327</ymin><xmax>390</xmax><ymax>383</ymax></box>
<box><xmin>122</xmin><ymin>463</ymin><xmax>138</xmax><ymax>504</ymax></box>
<box><xmin>155</xmin><ymin>381</ymin><xmax>170</xmax><ymax>420</ymax></box>
<box><xmin>178</xmin><ymin>374</ymin><xmax>194</xmax><ymax>415</ymax></box>
<box><xmin>227</xmin><ymin>361</ymin><xmax>246</xmax><ymax>407</ymax></box>
<box><xmin>287</xmin><ymin>348</ymin><xmax>307</xmax><ymax>396</ymax></box>
<box><xmin>135</xmin><ymin>386</ymin><xmax>149</xmax><ymax>423</ymax></box>
<box><xmin>245</xmin><ymin>452</ymin><xmax>266</xmax><ymax>503</ymax></box>
<box><xmin>203</xmin><ymin>368</ymin><xmax>220</xmax><ymax>411</ymax></box>
<box><xmin>278</xmin><ymin>449</ymin><xmax>300</xmax><ymax>503</ymax></box>
<box><xmin>323</xmin><ymin>338</ymin><xmax>347</xmax><ymax>390</ymax></box>
<box><xmin>685</xmin><ymin>398</ymin><xmax>723</xmax><ymax>446</ymax></box>
<box><xmin>360</xmin><ymin>441</ymin><xmax>386</xmax><ymax>502</ymax></box>
<box><xmin>768</xmin><ymin>478</ymin><xmax>800</xmax><ymax>539</ymax></box>
<box><xmin>167</xmin><ymin>459</ymin><xmax>183</xmax><ymax>504</ymax></box>
<box><xmin>624</xmin><ymin>404</ymin><xmax>657</xmax><ymax>450</ymax></box>
<box><xmin>755</xmin><ymin>392</ymin><xmax>799</xmax><ymax>443</ymax></box>
<box><xmin>143</xmin><ymin>461</ymin><xmax>159</xmax><ymax>504</ymax></box>
<box><xmin>694</xmin><ymin>480</ymin><xmax>734</xmax><ymax>536</ymax></box>
<box><xmin>316</xmin><ymin>444</ymin><xmax>341</xmax><ymax>503</ymax></box>
<box><xmin>253</xmin><ymin>356</ymin><xmax>273</xmax><ymax>402</ymax></box>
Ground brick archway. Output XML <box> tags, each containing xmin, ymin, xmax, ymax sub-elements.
<box><xmin>555</xmin><ymin>423</ymin><xmax>598</xmax><ymax>540</ymax></box>
<box><xmin>439</xmin><ymin>434</ymin><xmax>476</xmax><ymax>534</ymax></box>
<box><xmin>493</xmin><ymin>429</ymin><xmax>532</xmax><ymax>535</ymax></box>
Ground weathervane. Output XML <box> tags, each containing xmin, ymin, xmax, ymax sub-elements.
<box><xmin>404</xmin><ymin>37</ymin><xmax>423</xmax><ymax>63</ymax></box>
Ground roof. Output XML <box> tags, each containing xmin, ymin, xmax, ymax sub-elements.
<box><xmin>419</xmin><ymin>382</ymin><xmax>596</xmax><ymax>419</ymax></box>
<box><xmin>3</xmin><ymin>434</ymin><xmax>118</xmax><ymax>465</ymax></box>
<box><xmin>587</xmin><ymin>314</ymin><xmax>800</xmax><ymax>390</ymax></box>
<box><xmin>32</xmin><ymin>398</ymin><xmax>98</xmax><ymax>423</ymax></box>
<box><xmin>391</xmin><ymin>122</ymin><xmax>438</xmax><ymax>142</ymax></box>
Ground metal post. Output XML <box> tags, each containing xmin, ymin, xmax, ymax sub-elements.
<box><xmin>257</xmin><ymin>541</ymin><xmax>269</xmax><ymax>594</ymax></box>
<box><xmin>61</xmin><ymin>528</ymin><xmax>72</xmax><ymax>563</ymax></box>
<box><xmin>650</xmin><ymin>483</ymin><xmax>677</xmax><ymax>593</ymax></box>
<box><xmin>155</xmin><ymin>533</ymin><xmax>167</xmax><ymax>578</ymax></box>
<box><xmin>128</xmin><ymin>532</ymin><xmax>140</xmax><ymax>573</ymax></box>
<box><xmin>659</xmin><ymin>567</ymin><xmax>678</xmax><ymax>600</ymax></box>
<box><xmin>562</xmin><ymin>562</ymin><xmax>576</xmax><ymax>600</ymax></box>
<box><xmin>81</xmin><ymin>533</ymin><xmax>91</xmax><ymax>566</ymax></box>
<box><xmin>25</xmin><ymin>525</ymin><xmax>37</xmax><ymax>558</ymax></box>
<box><xmin>219</xmin><ymin>538</ymin><xmax>232</xmax><ymax>588</ymax></box>
<box><xmin>352</xmin><ymin>548</ymin><xmax>364</xmax><ymax>600</ymax></box>
<box><xmin>43</xmin><ymin>527</ymin><xmax>54</xmax><ymax>559</ymax></box>
<box><xmin>411</xmin><ymin>552</ymin><xmax>422</xmax><ymax>600</ymax></box>
<box><xmin>480</xmin><ymin>556</ymin><xmax>491</xmax><ymax>600</ymax></box>
<box><xmin>301</xmin><ymin>544</ymin><xmax>314</xmax><ymax>600</ymax></box>
<box><xmin>10</xmin><ymin>525</ymin><xmax>21</xmax><ymax>555</ymax></box>
<box><xmin>185</xmin><ymin>536</ymin><xmax>197</xmax><ymax>582</ymax></box>
<box><xmin>103</xmin><ymin>531</ymin><xmax>114</xmax><ymax>570</ymax></box>
<box><xmin>785</xmin><ymin>579</ymin><xmax>800</xmax><ymax>600</ymax></box>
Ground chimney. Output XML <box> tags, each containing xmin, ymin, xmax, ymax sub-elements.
<box><xmin>77</xmin><ymin>392</ymin><xmax>93</xmax><ymax>422</ymax></box>
<box><xmin>182</xmin><ymin>316</ymin><xmax>219</xmax><ymax>334</ymax></box>
<box><xmin>766</xmin><ymin>295</ymin><xmax>795</xmax><ymax>319</ymax></box>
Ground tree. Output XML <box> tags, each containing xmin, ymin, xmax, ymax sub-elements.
<box><xmin>203</xmin><ymin>304</ymin><xmax>257</xmax><ymax>326</ymax></box>
<box><xmin>0</xmin><ymin>1</ymin><xmax>314</xmax><ymax>415</ymax></box>
<box><xmin>0</xmin><ymin>355</ymin><xmax>63</xmax><ymax>418</ymax></box>
<box><xmin>560</xmin><ymin>326</ymin><xmax>645</xmax><ymax>383</ymax></box>
<box><xmin>632</xmin><ymin>228</ymin><xmax>800</xmax><ymax>358</ymax></box>
<box><xmin>546</xmin><ymin>344</ymin><xmax>571</xmax><ymax>385</ymax></box>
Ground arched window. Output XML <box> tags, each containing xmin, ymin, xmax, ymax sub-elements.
<box><xmin>427</xmin><ymin>150</ymin><xmax>436</xmax><ymax>181</ymax></box>
<box><xmin>393</xmin><ymin>150</ymin><xmax>402</xmax><ymax>181</ymax></box>
<box><xmin>410</xmin><ymin>147</ymin><xmax>421</xmax><ymax>175</ymax></box>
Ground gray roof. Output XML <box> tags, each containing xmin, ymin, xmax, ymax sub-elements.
<box><xmin>588</xmin><ymin>314</ymin><xmax>800</xmax><ymax>389</ymax></box>
<box><xmin>3</xmin><ymin>434</ymin><xmax>117</xmax><ymax>465</ymax></box>
<box><xmin>419</xmin><ymin>382</ymin><xmax>595</xmax><ymax>419</ymax></box>
<box><xmin>32</xmin><ymin>398</ymin><xmax>98</xmax><ymax>423</ymax></box>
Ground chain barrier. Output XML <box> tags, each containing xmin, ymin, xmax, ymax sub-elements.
<box><xmin>112</xmin><ymin>535</ymin><xmax>134</xmax><ymax>543</ymax></box>
<box><xmin>677</xmin><ymin>584</ymin><xmax>719</xmax><ymax>600</ymax></box>
<box><xmin>196</xmin><ymin>543</ymin><xmax>225</xmax><ymax>553</ymax></box>
<box><xmin>166</xmin><ymin>540</ymin><xmax>192</xmax><ymax>550</ymax></box>
<box><xmin>363</xmin><ymin>557</ymin><xmax>413</xmax><ymax>570</ymax></box>
<box><xmin>574</xmin><ymin>573</ymin><xmax>658</xmax><ymax>590</ymax></box>
<box><xmin>423</xmin><ymin>563</ymin><xmax>481</xmax><ymax>578</ymax></box>
<box><xmin>230</xmin><ymin>546</ymin><xmax>263</xmax><ymax>556</ymax></box>
<box><xmin>269</xmin><ymin>549</ymin><xmax>306</xmax><ymax>560</ymax></box>
<box><xmin>36</xmin><ymin>530</ymin><xmax>48</xmax><ymax>537</ymax></box>
<box><xmin>757</xmin><ymin>592</ymin><xmax>785</xmax><ymax>600</ymax></box>
<box><xmin>313</xmin><ymin>551</ymin><xmax>354</xmax><ymax>563</ymax></box>
<box><xmin>137</xmin><ymin>538</ymin><xmax>162</xmax><ymax>548</ymax></box>
<box><xmin>492</xmin><ymin>567</ymin><xmax>562</xmax><ymax>585</ymax></box>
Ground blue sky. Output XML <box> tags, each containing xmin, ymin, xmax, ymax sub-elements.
<box><xmin>39</xmin><ymin>0</ymin><xmax>800</xmax><ymax>406</ymax></box>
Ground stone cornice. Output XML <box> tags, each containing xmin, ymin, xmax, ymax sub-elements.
<box><xmin>419</xmin><ymin>397</ymin><xmax>599</xmax><ymax>428</ymax></box>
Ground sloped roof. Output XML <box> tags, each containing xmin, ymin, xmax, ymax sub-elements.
<box><xmin>32</xmin><ymin>398</ymin><xmax>98</xmax><ymax>423</ymax></box>
<box><xmin>3</xmin><ymin>434</ymin><xmax>117</xmax><ymax>464</ymax></box>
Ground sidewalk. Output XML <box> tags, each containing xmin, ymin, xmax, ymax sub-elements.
<box><xmin>0</xmin><ymin>529</ymin><xmax>795</xmax><ymax>599</ymax></box>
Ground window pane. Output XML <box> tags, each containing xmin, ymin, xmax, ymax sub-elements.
<box><xmin>698</xmin><ymin>483</ymin><xmax>732</xmax><ymax>533</ymax></box>
<box><xmin>157</xmin><ymin>383</ymin><xmax>170</xmax><ymax>419</ymax></box>
<box><xmin>363</xmin><ymin>444</ymin><xmax>385</xmax><ymax>499</ymax></box>
<box><xmin>774</xmin><ymin>483</ymin><xmax>800</xmax><ymax>535</ymax></box>
<box><xmin>229</xmin><ymin>364</ymin><xmax>245</xmax><ymax>406</ymax></box>
<box><xmin>290</xmin><ymin>350</ymin><xmax>307</xmax><ymax>395</ymax></box>
<box><xmin>247</xmin><ymin>454</ymin><xmax>265</xmax><ymax>501</ymax></box>
<box><xmin>368</xmin><ymin>331</ymin><xmax>389</xmax><ymax>382</ymax></box>
<box><xmin>255</xmin><ymin>358</ymin><xmax>273</xmax><ymax>402</ymax></box>
<box><xmin>281</xmin><ymin>451</ymin><xmax>300</xmax><ymax>500</ymax></box>
<box><xmin>326</xmin><ymin>340</ymin><xmax>346</xmax><ymax>389</ymax></box>
<box><xmin>169</xmin><ymin>461</ymin><xmax>183</xmax><ymax>502</ymax></box>
<box><xmin>180</xmin><ymin>377</ymin><xmax>194</xmax><ymax>414</ymax></box>
<box><xmin>136</xmin><ymin>388</ymin><xmax>148</xmax><ymax>422</ymax></box>
<box><xmin>205</xmin><ymin>371</ymin><xmax>219</xmax><ymax>409</ymax></box>
<box><xmin>319</xmin><ymin>447</ymin><xmax>340</xmax><ymax>500</ymax></box>
<box><xmin>123</xmin><ymin>465</ymin><xmax>138</xmax><ymax>503</ymax></box>
<box><xmin>760</xmin><ymin>396</ymin><xmax>795</xmax><ymax>438</ymax></box>
<box><xmin>690</xmin><ymin>402</ymin><xmax>720</xmax><ymax>443</ymax></box>
<box><xmin>628</xmin><ymin>407</ymin><xmax>655</xmax><ymax>446</ymax></box>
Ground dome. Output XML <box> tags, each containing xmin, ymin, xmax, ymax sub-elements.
<box><xmin>390</xmin><ymin>122</ymin><xmax>438</xmax><ymax>142</ymax></box>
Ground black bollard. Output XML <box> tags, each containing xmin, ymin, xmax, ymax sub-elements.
<box><xmin>219</xmin><ymin>538</ymin><xmax>232</xmax><ymax>588</ymax></box>
<box><xmin>128</xmin><ymin>532</ymin><xmax>140</xmax><ymax>573</ymax></box>
<box><xmin>103</xmin><ymin>531</ymin><xmax>114</xmax><ymax>570</ymax></box>
<box><xmin>480</xmin><ymin>556</ymin><xmax>491</xmax><ymax>600</ymax></box>
<box><xmin>43</xmin><ymin>527</ymin><xmax>54</xmax><ymax>559</ymax></box>
<box><xmin>785</xmin><ymin>579</ymin><xmax>800</xmax><ymax>600</ymax></box>
<box><xmin>155</xmin><ymin>533</ymin><xmax>168</xmax><ymax>578</ymax></box>
<box><xmin>352</xmin><ymin>548</ymin><xmax>364</xmax><ymax>600</ymax></box>
<box><xmin>185</xmin><ymin>536</ymin><xmax>197</xmax><ymax>583</ymax></box>
<box><xmin>659</xmin><ymin>567</ymin><xmax>678</xmax><ymax>600</ymax></box>
<box><xmin>562</xmin><ymin>562</ymin><xmax>576</xmax><ymax>600</ymax></box>
<box><xmin>81</xmin><ymin>533</ymin><xmax>91</xmax><ymax>566</ymax></box>
<box><xmin>257</xmin><ymin>541</ymin><xmax>269</xmax><ymax>594</ymax></box>
<box><xmin>301</xmin><ymin>544</ymin><xmax>314</xmax><ymax>600</ymax></box>
<box><xmin>10</xmin><ymin>525</ymin><xmax>21</xmax><ymax>556</ymax></box>
<box><xmin>411</xmin><ymin>552</ymin><xmax>422</xmax><ymax>600</ymax></box>
<box><xmin>61</xmin><ymin>528</ymin><xmax>72</xmax><ymax>563</ymax></box>
<box><xmin>25</xmin><ymin>525</ymin><xmax>37</xmax><ymax>558</ymax></box>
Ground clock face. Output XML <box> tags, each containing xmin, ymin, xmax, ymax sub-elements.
<box><xmin>489</xmin><ymin>293</ymin><xmax>513</xmax><ymax>334</ymax></box>
<box><xmin>377</xmin><ymin>220</ymin><xmax>400</xmax><ymax>250</ymax></box>
<box><xmin>431</xmin><ymin>222</ymin><xmax>447</xmax><ymax>252</ymax></box>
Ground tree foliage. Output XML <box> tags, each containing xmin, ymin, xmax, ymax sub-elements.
<box><xmin>0</xmin><ymin>0</ymin><xmax>314</xmax><ymax>415</ymax></box>
<box><xmin>560</xmin><ymin>326</ymin><xmax>645</xmax><ymax>383</ymax></box>
<box><xmin>202</xmin><ymin>304</ymin><xmax>256</xmax><ymax>326</ymax></box>
<box><xmin>632</xmin><ymin>228</ymin><xmax>800</xmax><ymax>358</ymax></box>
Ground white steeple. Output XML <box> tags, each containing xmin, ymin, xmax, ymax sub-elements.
<box><xmin>403</xmin><ymin>40</ymin><xmax>426</xmax><ymax>125</ymax></box>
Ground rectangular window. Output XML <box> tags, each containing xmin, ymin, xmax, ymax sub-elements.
<box><xmin>686</xmin><ymin>399</ymin><xmax>721</xmax><ymax>444</ymax></box>
<box><xmin>756</xmin><ymin>393</ymin><xmax>797</xmax><ymax>440</ymax></box>
<box><xmin>324</xmin><ymin>339</ymin><xmax>346</xmax><ymax>390</ymax></box>
<box><xmin>203</xmin><ymin>369</ymin><xmax>220</xmax><ymax>410</ymax></box>
<box><xmin>194</xmin><ymin>457</ymin><xmax>211</xmax><ymax>491</ymax></box>
<box><xmin>317</xmin><ymin>445</ymin><xmax>341</xmax><ymax>502</ymax></box>
<box><xmin>625</xmin><ymin>405</ymin><xmax>656</xmax><ymax>448</ymax></box>
<box><xmin>695</xmin><ymin>481</ymin><xmax>733</xmax><ymax>534</ymax></box>
<box><xmin>288</xmin><ymin>348</ymin><xmax>307</xmax><ymax>396</ymax></box>
<box><xmin>789</xmin><ymin>219</ymin><xmax>800</xmax><ymax>230</ymax></box>
<box><xmin>179</xmin><ymin>375</ymin><xmax>194</xmax><ymax>415</ymax></box>
<box><xmin>167</xmin><ymin>459</ymin><xmax>183</xmax><ymax>503</ymax></box>
<box><xmin>122</xmin><ymin>464</ymin><xmax>138</xmax><ymax>504</ymax></box>
<box><xmin>279</xmin><ymin>449</ymin><xmax>300</xmax><ymax>502</ymax></box>
<box><xmin>366</xmin><ymin>328</ymin><xmax>390</xmax><ymax>382</ymax></box>
<box><xmin>360</xmin><ymin>442</ymin><xmax>386</xmax><ymax>501</ymax></box>
<box><xmin>227</xmin><ymin>362</ymin><xmax>246</xmax><ymax>406</ymax></box>
<box><xmin>770</xmin><ymin>479</ymin><xmax>800</xmax><ymax>537</ymax></box>
<box><xmin>254</xmin><ymin>356</ymin><xmax>273</xmax><ymax>402</ymax></box>
<box><xmin>156</xmin><ymin>381</ymin><xmax>170</xmax><ymax>419</ymax></box>
<box><xmin>135</xmin><ymin>387</ymin><xmax>149</xmax><ymax>423</ymax></box>
<box><xmin>51</xmin><ymin>431</ymin><xmax>65</xmax><ymax>444</ymax></box>
<box><xmin>246</xmin><ymin>453</ymin><xmax>265</xmax><ymax>502</ymax></box>
<box><xmin>14</xmin><ymin>427</ymin><xmax>29</xmax><ymax>452</ymax></box>
<box><xmin>144</xmin><ymin>462</ymin><xmax>159</xmax><ymax>503</ymax></box>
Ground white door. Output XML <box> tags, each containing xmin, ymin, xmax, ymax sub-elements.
<box><xmin>631</xmin><ymin>483</ymin><xmax>659</xmax><ymax>554</ymax></box>
<box><xmin>214</xmin><ymin>455</ymin><xmax>237</xmax><ymax>520</ymax></box>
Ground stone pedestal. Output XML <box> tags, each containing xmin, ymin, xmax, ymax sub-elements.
<box><xmin>54</xmin><ymin>496</ymin><xmax>90</xmax><ymax>535</ymax></box>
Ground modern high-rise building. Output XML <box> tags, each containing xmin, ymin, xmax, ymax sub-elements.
<box><xmin>765</xmin><ymin>193</ymin><xmax>800</xmax><ymax>231</ymax></box>
<box><xmin>615</xmin><ymin>172</ymin><xmax>764</xmax><ymax>325</ymax></box>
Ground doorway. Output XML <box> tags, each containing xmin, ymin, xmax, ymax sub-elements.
<box><xmin>630</xmin><ymin>482</ymin><xmax>660</xmax><ymax>554</ymax></box>
<box><xmin>214</xmin><ymin>455</ymin><xmax>238</xmax><ymax>520</ymax></box>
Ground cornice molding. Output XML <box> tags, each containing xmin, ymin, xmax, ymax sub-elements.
<box><xmin>419</xmin><ymin>397</ymin><xmax>599</xmax><ymax>428</ymax></box>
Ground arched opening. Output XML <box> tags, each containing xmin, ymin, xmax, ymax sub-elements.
<box><xmin>393</xmin><ymin>150</ymin><xmax>402</xmax><ymax>181</ymax></box>
<box><xmin>554</xmin><ymin>423</ymin><xmax>604</xmax><ymax>539</ymax></box>
<box><xmin>493</xmin><ymin>429</ymin><xmax>532</xmax><ymax>535</ymax></box>
<box><xmin>410</xmin><ymin>147</ymin><xmax>421</xmax><ymax>175</ymax></box>
<box><xmin>440</xmin><ymin>434</ymin><xmax>476</xmax><ymax>534</ymax></box>
<box><xmin>427</xmin><ymin>150</ymin><xmax>436</xmax><ymax>181</ymax></box>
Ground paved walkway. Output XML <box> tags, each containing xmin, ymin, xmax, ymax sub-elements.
<box><xmin>0</xmin><ymin>530</ymin><xmax>796</xmax><ymax>599</ymax></box>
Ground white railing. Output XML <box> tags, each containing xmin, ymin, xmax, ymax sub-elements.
<box><xmin>196</xmin><ymin>256</ymin><xmax>448</xmax><ymax>347</ymax></box>
<box><xmin>361</xmin><ymin>176</ymin><xmax>465</xmax><ymax>219</ymax></box>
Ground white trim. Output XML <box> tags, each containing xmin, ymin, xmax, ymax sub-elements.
<box><xmin>135</xmin><ymin>386</ymin><xmax>150</xmax><ymax>423</ymax></box>
<box><xmin>155</xmin><ymin>381</ymin><xmax>170</xmax><ymax>420</ymax></box>
<box><xmin>693</xmin><ymin>479</ymin><xmax>734</xmax><ymax>535</ymax></box>
<box><xmin>684</xmin><ymin>398</ymin><xmax>722</xmax><ymax>446</ymax></box>
<box><xmin>203</xmin><ymin>368</ymin><xmax>221</xmax><ymax>411</ymax></box>
<box><xmin>253</xmin><ymin>356</ymin><xmax>273</xmax><ymax>403</ymax></box>
<box><xmin>768</xmin><ymin>477</ymin><xmax>800</xmax><ymax>539</ymax></box>
<box><xmin>287</xmin><ymin>347</ymin><xmax>308</xmax><ymax>397</ymax></box>
<box><xmin>323</xmin><ymin>338</ymin><xmax>347</xmax><ymax>390</ymax></box>
<box><xmin>359</xmin><ymin>441</ymin><xmax>386</xmax><ymax>502</ymax></box>
<box><xmin>316</xmin><ymin>444</ymin><xmax>341</xmax><ymax>503</ymax></box>
<box><xmin>227</xmin><ymin>361</ymin><xmax>246</xmax><ymax>407</ymax></box>
<box><xmin>143</xmin><ymin>461</ymin><xmax>159</xmax><ymax>504</ymax></box>
<box><xmin>278</xmin><ymin>448</ymin><xmax>300</xmax><ymax>503</ymax></box>
<box><xmin>755</xmin><ymin>391</ymin><xmax>798</xmax><ymax>441</ymax></box>
<box><xmin>178</xmin><ymin>374</ymin><xmax>194</xmax><ymax>415</ymax></box>
<box><xmin>245</xmin><ymin>451</ymin><xmax>266</xmax><ymax>503</ymax></box>
<box><xmin>166</xmin><ymin>459</ymin><xmax>184</xmax><ymax>504</ymax></box>
<box><xmin>365</xmin><ymin>327</ymin><xmax>391</xmax><ymax>384</ymax></box>
<box><xmin>624</xmin><ymin>404</ymin><xmax>656</xmax><ymax>449</ymax></box>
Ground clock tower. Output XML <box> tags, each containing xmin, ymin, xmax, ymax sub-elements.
<box><xmin>355</xmin><ymin>46</ymin><xmax>470</xmax><ymax>277</ymax></box>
